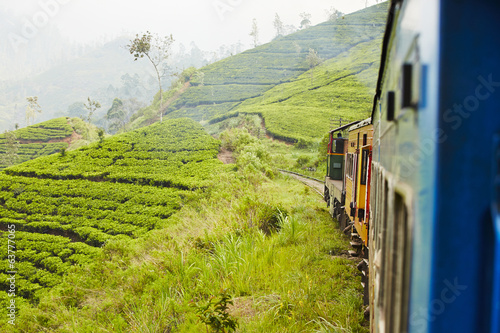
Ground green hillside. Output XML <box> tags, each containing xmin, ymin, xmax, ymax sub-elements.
<box><xmin>0</xmin><ymin>117</ymin><xmax>100</xmax><ymax>170</ymax></box>
<box><xmin>129</xmin><ymin>2</ymin><xmax>388</xmax><ymax>142</ymax></box>
<box><xmin>232</xmin><ymin>38</ymin><xmax>381</xmax><ymax>143</ymax></box>
<box><xmin>0</xmin><ymin>118</ymin><xmax>224</xmax><ymax>306</ymax></box>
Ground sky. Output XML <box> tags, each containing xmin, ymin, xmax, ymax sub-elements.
<box><xmin>2</xmin><ymin>0</ymin><xmax>384</xmax><ymax>52</ymax></box>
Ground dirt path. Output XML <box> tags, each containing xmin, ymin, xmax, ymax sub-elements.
<box><xmin>217</xmin><ymin>148</ymin><xmax>235</xmax><ymax>164</ymax></box>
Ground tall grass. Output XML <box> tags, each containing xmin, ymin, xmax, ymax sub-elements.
<box><xmin>7</xmin><ymin>135</ymin><xmax>367</xmax><ymax>333</ymax></box>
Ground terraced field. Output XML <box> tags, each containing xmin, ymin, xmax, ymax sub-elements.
<box><xmin>0</xmin><ymin>118</ymin><xmax>224</xmax><ymax>306</ymax></box>
<box><xmin>232</xmin><ymin>38</ymin><xmax>382</xmax><ymax>143</ymax></box>
<box><xmin>149</xmin><ymin>2</ymin><xmax>389</xmax><ymax>143</ymax></box>
<box><xmin>0</xmin><ymin>117</ymin><xmax>89</xmax><ymax>170</ymax></box>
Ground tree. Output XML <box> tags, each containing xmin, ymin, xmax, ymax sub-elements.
<box><xmin>83</xmin><ymin>97</ymin><xmax>101</xmax><ymax>123</ymax></box>
<box><xmin>25</xmin><ymin>96</ymin><xmax>42</xmax><ymax>126</ymax></box>
<box><xmin>273</xmin><ymin>13</ymin><xmax>284</xmax><ymax>38</ymax></box>
<box><xmin>67</xmin><ymin>102</ymin><xmax>87</xmax><ymax>118</ymax></box>
<box><xmin>326</xmin><ymin>7</ymin><xmax>343</xmax><ymax>21</ymax></box>
<box><xmin>249</xmin><ymin>19</ymin><xmax>259</xmax><ymax>48</ymax></box>
<box><xmin>299</xmin><ymin>12</ymin><xmax>312</xmax><ymax>29</ymax></box>
<box><xmin>1</xmin><ymin>130</ymin><xmax>19</xmax><ymax>167</ymax></box>
<box><xmin>306</xmin><ymin>48</ymin><xmax>323</xmax><ymax>83</ymax></box>
<box><xmin>194</xmin><ymin>71</ymin><xmax>205</xmax><ymax>86</ymax></box>
<box><xmin>127</xmin><ymin>31</ymin><xmax>174</xmax><ymax>123</ymax></box>
<box><xmin>106</xmin><ymin>98</ymin><xmax>126</xmax><ymax>134</ymax></box>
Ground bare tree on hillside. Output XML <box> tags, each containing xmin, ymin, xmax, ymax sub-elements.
<box><xmin>25</xmin><ymin>96</ymin><xmax>42</xmax><ymax>126</ymax></box>
<box><xmin>273</xmin><ymin>13</ymin><xmax>284</xmax><ymax>38</ymax></box>
<box><xmin>249</xmin><ymin>19</ymin><xmax>259</xmax><ymax>48</ymax></box>
<box><xmin>299</xmin><ymin>12</ymin><xmax>312</xmax><ymax>29</ymax></box>
<box><xmin>326</xmin><ymin>7</ymin><xmax>344</xmax><ymax>21</ymax></box>
<box><xmin>306</xmin><ymin>48</ymin><xmax>323</xmax><ymax>84</ymax></box>
<box><xmin>84</xmin><ymin>97</ymin><xmax>101</xmax><ymax>124</ymax></box>
<box><xmin>127</xmin><ymin>31</ymin><xmax>174</xmax><ymax>123</ymax></box>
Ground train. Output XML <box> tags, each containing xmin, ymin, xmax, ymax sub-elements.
<box><xmin>324</xmin><ymin>0</ymin><xmax>500</xmax><ymax>332</ymax></box>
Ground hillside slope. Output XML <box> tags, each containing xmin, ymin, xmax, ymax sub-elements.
<box><xmin>0</xmin><ymin>117</ymin><xmax>101</xmax><ymax>170</ymax></box>
<box><xmin>130</xmin><ymin>2</ymin><xmax>388</xmax><ymax>141</ymax></box>
<box><xmin>231</xmin><ymin>37</ymin><xmax>382</xmax><ymax>143</ymax></box>
<box><xmin>0</xmin><ymin>118</ymin><xmax>224</xmax><ymax>307</ymax></box>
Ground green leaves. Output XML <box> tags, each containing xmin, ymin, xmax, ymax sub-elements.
<box><xmin>192</xmin><ymin>290</ymin><xmax>239</xmax><ymax>332</ymax></box>
<box><xmin>127</xmin><ymin>32</ymin><xmax>153</xmax><ymax>61</ymax></box>
<box><xmin>0</xmin><ymin>118</ymin><xmax>224</xmax><ymax>305</ymax></box>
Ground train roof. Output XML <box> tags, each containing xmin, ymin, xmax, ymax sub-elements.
<box><xmin>371</xmin><ymin>0</ymin><xmax>398</xmax><ymax>119</ymax></box>
<box><xmin>329</xmin><ymin>120</ymin><xmax>362</xmax><ymax>134</ymax></box>
<box><xmin>348</xmin><ymin>118</ymin><xmax>372</xmax><ymax>131</ymax></box>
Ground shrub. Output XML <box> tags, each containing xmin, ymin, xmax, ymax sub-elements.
<box><xmin>258</xmin><ymin>205</ymin><xmax>288</xmax><ymax>235</ymax></box>
<box><xmin>295</xmin><ymin>155</ymin><xmax>311</xmax><ymax>168</ymax></box>
<box><xmin>192</xmin><ymin>290</ymin><xmax>239</xmax><ymax>333</ymax></box>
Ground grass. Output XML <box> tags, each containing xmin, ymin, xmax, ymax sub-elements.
<box><xmin>8</xmin><ymin>174</ymin><xmax>366</xmax><ymax>333</ymax></box>
<box><xmin>3</xmin><ymin>126</ymin><xmax>368</xmax><ymax>333</ymax></box>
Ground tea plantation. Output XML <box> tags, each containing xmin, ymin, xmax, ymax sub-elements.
<box><xmin>151</xmin><ymin>2</ymin><xmax>388</xmax><ymax>142</ymax></box>
<box><xmin>0</xmin><ymin>117</ymin><xmax>92</xmax><ymax>170</ymax></box>
<box><xmin>0</xmin><ymin>118</ymin><xmax>224</xmax><ymax>306</ymax></box>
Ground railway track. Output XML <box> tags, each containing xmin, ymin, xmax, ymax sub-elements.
<box><xmin>278</xmin><ymin>169</ymin><xmax>324</xmax><ymax>196</ymax></box>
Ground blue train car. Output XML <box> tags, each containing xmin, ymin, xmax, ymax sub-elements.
<box><xmin>369</xmin><ymin>0</ymin><xmax>500</xmax><ymax>332</ymax></box>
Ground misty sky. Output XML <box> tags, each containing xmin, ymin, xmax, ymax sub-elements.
<box><xmin>2</xmin><ymin>0</ymin><xmax>384</xmax><ymax>51</ymax></box>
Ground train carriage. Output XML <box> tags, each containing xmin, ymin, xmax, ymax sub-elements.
<box><xmin>344</xmin><ymin>119</ymin><xmax>373</xmax><ymax>248</ymax></box>
<box><xmin>326</xmin><ymin>0</ymin><xmax>500</xmax><ymax>332</ymax></box>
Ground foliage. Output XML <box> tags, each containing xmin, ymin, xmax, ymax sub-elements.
<box><xmin>107</xmin><ymin>98</ymin><xmax>126</xmax><ymax>134</ymax></box>
<box><xmin>273</xmin><ymin>13</ymin><xmax>284</xmax><ymax>38</ymax></box>
<box><xmin>0</xmin><ymin>117</ymin><xmax>106</xmax><ymax>170</ymax></box>
<box><xmin>299</xmin><ymin>12</ymin><xmax>312</xmax><ymax>29</ymax></box>
<box><xmin>127</xmin><ymin>31</ymin><xmax>175</xmax><ymax>122</ymax></box>
<box><xmin>0</xmin><ymin>130</ymin><xmax>19</xmax><ymax>167</ymax></box>
<box><xmin>6</xmin><ymin>119</ymin><xmax>223</xmax><ymax>189</ymax></box>
<box><xmin>3</xmin><ymin>163</ymin><xmax>368</xmax><ymax>332</ymax></box>
<box><xmin>193</xmin><ymin>290</ymin><xmax>239</xmax><ymax>332</ymax></box>
<box><xmin>233</xmin><ymin>37</ymin><xmax>383</xmax><ymax>143</ymax></box>
<box><xmin>0</xmin><ymin>118</ymin><xmax>76</xmax><ymax>170</ymax></box>
<box><xmin>0</xmin><ymin>118</ymin><xmax>224</xmax><ymax>306</ymax></box>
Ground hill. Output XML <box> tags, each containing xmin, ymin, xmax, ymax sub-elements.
<box><xmin>0</xmin><ymin>118</ymin><xmax>368</xmax><ymax>332</ymax></box>
<box><xmin>0</xmin><ymin>118</ymin><xmax>224</xmax><ymax>307</ymax></box>
<box><xmin>129</xmin><ymin>2</ymin><xmax>388</xmax><ymax>143</ymax></box>
<box><xmin>0</xmin><ymin>117</ymin><xmax>101</xmax><ymax>170</ymax></box>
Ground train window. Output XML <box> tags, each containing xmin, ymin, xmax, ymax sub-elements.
<box><xmin>392</xmin><ymin>191</ymin><xmax>411</xmax><ymax>333</ymax></box>
<box><xmin>387</xmin><ymin>91</ymin><xmax>395</xmax><ymax>121</ymax></box>
<box><xmin>346</xmin><ymin>154</ymin><xmax>353</xmax><ymax>179</ymax></box>
<box><xmin>402</xmin><ymin>63</ymin><xmax>413</xmax><ymax>108</ymax></box>
<box><xmin>334</xmin><ymin>138</ymin><xmax>345</xmax><ymax>154</ymax></box>
<box><xmin>360</xmin><ymin>149</ymin><xmax>369</xmax><ymax>185</ymax></box>
<box><xmin>378</xmin><ymin>178</ymin><xmax>390</xmax><ymax>324</ymax></box>
<box><xmin>363</xmin><ymin>134</ymin><xmax>367</xmax><ymax>146</ymax></box>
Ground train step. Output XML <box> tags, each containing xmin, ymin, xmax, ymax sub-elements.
<box><xmin>350</xmin><ymin>241</ymin><xmax>363</xmax><ymax>248</ymax></box>
<box><xmin>348</xmin><ymin>250</ymin><xmax>359</xmax><ymax>257</ymax></box>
